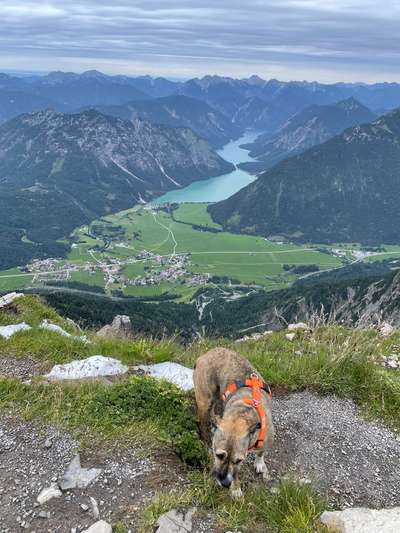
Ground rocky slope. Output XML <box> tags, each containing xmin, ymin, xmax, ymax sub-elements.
<box><xmin>209</xmin><ymin>108</ymin><xmax>400</xmax><ymax>244</ymax></box>
<box><xmin>243</xmin><ymin>98</ymin><xmax>376</xmax><ymax>170</ymax></box>
<box><xmin>89</xmin><ymin>95</ymin><xmax>241</xmax><ymax>147</ymax></box>
<box><xmin>0</xmin><ymin>109</ymin><xmax>233</xmax><ymax>269</ymax></box>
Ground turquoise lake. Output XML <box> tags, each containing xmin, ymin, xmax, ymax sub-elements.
<box><xmin>153</xmin><ymin>130</ymin><xmax>259</xmax><ymax>204</ymax></box>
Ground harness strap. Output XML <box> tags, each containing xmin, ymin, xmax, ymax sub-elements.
<box><xmin>222</xmin><ymin>373</ymin><xmax>272</xmax><ymax>450</ymax></box>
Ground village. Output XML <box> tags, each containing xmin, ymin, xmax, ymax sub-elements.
<box><xmin>23</xmin><ymin>250</ymin><xmax>211</xmax><ymax>291</ymax></box>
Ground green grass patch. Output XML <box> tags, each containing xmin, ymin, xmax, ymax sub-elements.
<box><xmin>0</xmin><ymin>375</ymin><xmax>207</xmax><ymax>466</ymax></box>
<box><xmin>139</xmin><ymin>475</ymin><xmax>328</xmax><ymax>533</ymax></box>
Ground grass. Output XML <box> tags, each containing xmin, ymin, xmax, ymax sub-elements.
<box><xmin>139</xmin><ymin>474</ymin><xmax>328</xmax><ymax>533</ymax></box>
<box><xmin>1</xmin><ymin>295</ymin><xmax>399</xmax><ymax>531</ymax></box>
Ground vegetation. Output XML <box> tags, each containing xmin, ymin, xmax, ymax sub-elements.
<box><xmin>209</xmin><ymin>108</ymin><xmax>400</xmax><ymax>244</ymax></box>
<box><xmin>1</xmin><ymin>295</ymin><xmax>400</xmax><ymax>530</ymax></box>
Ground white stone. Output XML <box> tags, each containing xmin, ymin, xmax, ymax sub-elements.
<box><xmin>285</xmin><ymin>333</ymin><xmax>296</xmax><ymax>341</ymax></box>
<box><xmin>134</xmin><ymin>362</ymin><xmax>194</xmax><ymax>390</ymax></box>
<box><xmin>46</xmin><ymin>355</ymin><xmax>128</xmax><ymax>380</ymax></box>
<box><xmin>320</xmin><ymin>507</ymin><xmax>400</xmax><ymax>532</ymax></box>
<box><xmin>40</xmin><ymin>320</ymin><xmax>88</xmax><ymax>343</ymax></box>
<box><xmin>0</xmin><ymin>292</ymin><xmax>23</xmax><ymax>309</ymax></box>
<box><xmin>82</xmin><ymin>520</ymin><xmax>112</xmax><ymax>533</ymax></box>
<box><xmin>379</xmin><ymin>322</ymin><xmax>394</xmax><ymax>337</ymax></box>
<box><xmin>288</xmin><ymin>322</ymin><xmax>310</xmax><ymax>331</ymax></box>
<box><xmin>0</xmin><ymin>322</ymin><xmax>31</xmax><ymax>339</ymax></box>
<box><xmin>59</xmin><ymin>454</ymin><xmax>102</xmax><ymax>490</ymax></box>
<box><xmin>37</xmin><ymin>483</ymin><xmax>62</xmax><ymax>505</ymax></box>
<box><xmin>156</xmin><ymin>507</ymin><xmax>196</xmax><ymax>532</ymax></box>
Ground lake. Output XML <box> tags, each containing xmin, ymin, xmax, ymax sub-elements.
<box><xmin>153</xmin><ymin>130</ymin><xmax>259</xmax><ymax>204</ymax></box>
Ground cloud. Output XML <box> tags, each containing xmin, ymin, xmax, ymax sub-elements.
<box><xmin>1</xmin><ymin>0</ymin><xmax>400</xmax><ymax>82</ymax></box>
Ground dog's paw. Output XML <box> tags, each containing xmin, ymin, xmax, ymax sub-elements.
<box><xmin>230</xmin><ymin>486</ymin><xmax>243</xmax><ymax>499</ymax></box>
<box><xmin>255</xmin><ymin>457</ymin><xmax>267</xmax><ymax>474</ymax></box>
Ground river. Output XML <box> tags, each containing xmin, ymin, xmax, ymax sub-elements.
<box><xmin>153</xmin><ymin>130</ymin><xmax>259</xmax><ymax>204</ymax></box>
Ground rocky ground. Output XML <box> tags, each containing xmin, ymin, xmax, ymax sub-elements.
<box><xmin>1</xmin><ymin>388</ymin><xmax>399</xmax><ymax>532</ymax></box>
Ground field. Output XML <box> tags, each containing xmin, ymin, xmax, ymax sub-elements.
<box><xmin>2</xmin><ymin>202</ymin><xmax>400</xmax><ymax>299</ymax></box>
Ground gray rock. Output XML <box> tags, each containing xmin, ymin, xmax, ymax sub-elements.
<box><xmin>90</xmin><ymin>496</ymin><xmax>100</xmax><ymax>520</ymax></box>
<box><xmin>288</xmin><ymin>322</ymin><xmax>310</xmax><ymax>331</ymax></box>
<box><xmin>96</xmin><ymin>315</ymin><xmax>133</xmax><ymax>339</ymax></box>
<box><xmin>58</xmin><ymin>454</ymin><xmax>102</xmax><ymax>490</ymax></box>
<box><xmin>285</xmin><ymin>332</ymin><xmax>296</xmax><ymax>341</ymax></box>
<box><xmin>36</xmin><ymin>482</ymin><xmax>62</xmax><ymax>504</ymax></box>
<box><xmin>82</xmin><ymin>520</ymin><xmax>112</xmax><ymax>533</ymax></box>
<box><xmin>0</xmin><ymin>292</ymin><xmax>23</xmax><ymax>309</ymax></box>
<box><xmin>156</xmin><ymin>507</ymin><xmax>196</xmax><ymax>532</ymax></box>
<box><xmin>379</xmin><ymin>322</ymin><xmax>394</xmax><ymax>337</ymax></box>
<box><xmin>320</xmin><ymin>507</ymin><xmax>400</xmax><ymax>532</ymax></box>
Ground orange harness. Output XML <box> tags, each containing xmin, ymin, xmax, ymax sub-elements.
<box><xmin>222</xmin><ymin>373</ymin><xmax>272</xmax><ymax>450</ymax></box>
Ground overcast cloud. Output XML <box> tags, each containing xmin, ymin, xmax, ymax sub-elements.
<box><xmin>1</xmin><ymin>0</ymin><xmax>400</xmax><ymax>82</ymax></box>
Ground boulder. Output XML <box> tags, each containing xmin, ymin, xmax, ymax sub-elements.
<box><xmin>96</xmin><ymin>315</ymin><xmax>133</xmax><ymax>339</ymax></box>
<box><xmin>58</xmin><ymin>454</ymin><xmax>102</xmax><ymax>490</ymax></box>
<box><xmin>155</xmin><ymin>507</ymin><xmax>196</xmax><ymax>532</ymax></box>
<box><xmin>82</xmin><ymin>520</ymin><xmax>112</xmax><ymax>533</ymax></box>
<box><xmin>0</xmin><ymin>322</ymin><xmax>31</xmax><ymax>339</ymax></box>
<box><xmin>0</xmin><ymin>292</ymin><xmax>23</xmax><ymax>309</ymax></box>
<box><xmin>320</xmin><ymin>507</ymin><xmax>400</xmax><ymax>532</ymax></box>
<box><xmin>285</xmin><ymin>333</ymin><xmax>296</xmax><ymax>341</ymax></box>
<box><xmin>379</xmin><ymin>322</ymin><xmax>394</xmax><ymax>337</ymax></box>
<box><xmin>134</xmin><ymin>362</ymin><xmax>194</xmax><ymax>390</ymax></box>
<box><xmin>288</xmin><ymin>322</ymin><xmax>310</xmax><ymax>332</ymax></box>
<box><xmin>37</xmin><ymin>482</ymin><xmax>62</xmax><ymax>505</ymax></box>
<box><xmin>45</xmin><ymin>355</ymin><xmax>128</xmax><ymax>381</ymax></box>
<box><xmin>40</xmin><ymin>319</ymin><xmax>88</xmax><ymax>343</ymax></box>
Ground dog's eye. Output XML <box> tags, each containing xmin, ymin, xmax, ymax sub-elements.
<box><xmin>216</xmin><ymin>452</ymin><xmax>226</xmax><ymax>461</ymax></box>
<box><xmin>234</xmin><ymin>458</ymin><xmax>243</xmax><ymax>465</ymax></box>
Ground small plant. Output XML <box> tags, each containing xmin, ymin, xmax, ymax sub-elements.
<box><xmin>89</xmin><ymin>376</ymin><xmax>208</xmax><ymax>466</ymax></box>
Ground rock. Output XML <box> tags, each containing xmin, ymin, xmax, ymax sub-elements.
<box><xmin>58</xmin><ymin>454</ymin><xmax>102</xmax><ymax>490</ymax></box>
<box><xmin>90</xmin><ymin>496</ymin><xmax>100</xmax><ymax>520</ymax></box>
<box><xmin>96</xmin><ymin>315</ymin><xmax>133</xmax><ymax>339</ymax></box>
<box><xmin>288</xmin><ymin>322</ymin><xmax>310</xmax><ymax>331</ymax></box>
<box><xmin>81</xmin><ymin>503</ymin><xmax>89</xmax><ymax>511</ymax></box>
<box><xmin>37</xmin><ymin>482</ymin><xmax>62</xmax><ymax>504</ymax></box>
<box><xmin>320</xmin><ymin>507</ymin><xmax>400</xmax><ymax>532</ymax></box>
<box><xmin>82</xmin><ymin>520</ymin><xmax>112</xmax><ymax>533</ymax></box>
<box><xmin>285</xmin><ymin>333</ymin><xmax>296</xmax><ymax>341</ymax></box>
<box><xmin>40</xmin><ymin>319</ymin><xmax>89</xmax><ymax>343</ymax></box>
<box><xmin>0</xmin><ymin>322</ymin><xmax>31</xmax><ymax>339</ymax></box>
<box><xmin>0</xmin><ymin>292</ymin><xmax>23</xmax><ymax>309</ymax></box>
<box><xmin>44</xmin><ymin>438</ymin><xmax>53</xmax><ymax>449</ymax></box>
<box><xmin>155</xmin><ymin>507</ymin><xmax>196</xmax><ymax>532</ymax></box>
<box><xmin>46</xmin><ymin>355</ymin><xmax>128</xmax><ymax>381</ymax></box>
<box><xmin>379</xmin><ymin>322</ymin><xmax>394</xmax><ymax>337</ymax></box>
<box><xmin>134</xmin><ymin>362</ymin><xmax>194</xmax><ymax>390</ymax></box>
<box><xmin>38</xmin><ymin>510</ymin><xmax>50</xmax><ymax>519</ymax></box>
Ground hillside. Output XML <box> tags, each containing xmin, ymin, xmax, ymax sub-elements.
<box><xmin>209</xmin><ymin>108</ymin><xmax>400</xmax><ymax>244</ymax></box>
<box><xmin>0</xmin><ymin>109</ymin><xmax>233</xmax><ymax>269</ymax></box>
<box><xmin>89</xmin><ymin>95</ymin><xmax>241</xmax><ymax>147</ymax></box>
<box><xmin>0</xmin><ymin>293</ymin><xmax>399</xmax><ymax>531</ymax></box>
<box><xmin>242</xmin><ymin>98</ymin><xmax>376</xmax><ymax>170</ymax></box>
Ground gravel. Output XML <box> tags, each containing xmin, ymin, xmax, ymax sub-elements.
<box><xmin>268</xmin><ymin>391</ymin><xmax>400</xmax><ymax>508</ymax></box>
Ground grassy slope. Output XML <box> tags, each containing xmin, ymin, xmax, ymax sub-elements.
<box><xmin>1</xmin><ymin>296</ymin><xmax>399</xmax><ymax>531</ymax></box>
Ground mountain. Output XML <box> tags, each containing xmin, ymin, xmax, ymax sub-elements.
<box><xmin>243</xmin><ymin>98</ymin><xmax>376</xmax><ymax>170</ymax></box>
<box><xmin>209</xmin><ymin>108</ymin><xmax>400</xmax><ymax>244</ymax></box>
<box><xmin>89</xmin><ymin>95</ymin><xmax>241</xmax><ymax>147</ymax></box>
<box><xmin>0</xmin><ymin>89</ymin><xmax>59</xmax><ymax>124</ymax></box>
<box><xmin>0</xmin><ymin>109</ymin><xmax>233</xmax><ymax>269</ymax></box>
<box><xmin>27</xmin><ymin>70</ymin><xmax>149</xmax><ymax>109</ymax></box>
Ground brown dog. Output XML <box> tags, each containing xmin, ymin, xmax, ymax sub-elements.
<box><xmin>193</xmin><ymin>347</ymin><xmax>274</xmax><ymax>498</ymax></box>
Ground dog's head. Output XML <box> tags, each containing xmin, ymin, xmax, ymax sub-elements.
<box><xmin>211</xmin><ymin>412</ymin><xmax>260</xmax><ymax>488</ymax></box>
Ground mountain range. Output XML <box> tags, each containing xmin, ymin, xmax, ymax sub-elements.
<box><xmin>89</xmin><ymin>95</ymin><xmax>240</xmax><ymax>147</ymax></box>
<box><xmin>209</xmin><ymin>108</ymin><xmax>400</xmax><ymax>244</ymax></box>
<box><xmin>240</xmin><ymin>98</ymin><xmax>376</xmax><ymax>172</ymax></box>
<box><xmin>0</xmin><ymin>109</ymin><xmax>233</xmax><ymax>269</ymax></box>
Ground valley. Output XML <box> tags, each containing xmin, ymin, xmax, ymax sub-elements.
<box><xmin>2</xmin><ymin>131</ymin><xmax>400</xmax><ymax>302</ymax></box>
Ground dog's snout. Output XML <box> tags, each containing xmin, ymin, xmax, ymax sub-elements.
<box><xmin>215</xmin><ymin>471</ymin><xmax>233</xmax><ymax>488</ymax></box>
<box><xmin>220</xmin><ymin>476</ymin><xmax>232</xmax><ymax>488</ymax></box>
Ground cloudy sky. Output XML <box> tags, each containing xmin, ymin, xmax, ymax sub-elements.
<box><xmin>1</xmin><ymin>0</ymin><xmax>400</xmax><ymax>82</ymax></box>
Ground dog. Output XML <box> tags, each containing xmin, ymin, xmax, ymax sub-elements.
<box><xmin>193</xmin><ymin>347</ymin><xmax>274</xmax><ymax>498</ymax></box>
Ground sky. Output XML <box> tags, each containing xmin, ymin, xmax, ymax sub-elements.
<box><xmin>1</xmin><ymin>0</ymin><xmax>400</xmax><ymax>83</ymax></box>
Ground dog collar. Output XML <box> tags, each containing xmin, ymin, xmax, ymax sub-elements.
<box><xmin>222</xmin><ymin>373</ymin><xmax>272</xmax><ymax>450</ymax></box>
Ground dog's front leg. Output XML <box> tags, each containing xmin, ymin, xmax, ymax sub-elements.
<box><xmin>254</xmin><ymin>451</ymin><xmax>269</xmax><ymax>479</ymax></box>
<box><xmin>229</xmin><ymin>474</ymin><xmax>243</xmax><ymax>499</ymax></box>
